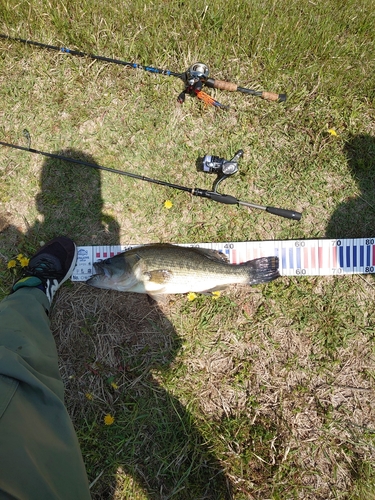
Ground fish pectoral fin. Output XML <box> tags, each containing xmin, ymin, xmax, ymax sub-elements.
<box><xmin>144</xmin><ymin>269</ymin><xmax>173</xmax><ymax>284</ymax></box>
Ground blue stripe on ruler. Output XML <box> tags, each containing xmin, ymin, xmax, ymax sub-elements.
<box><xmin>353</xmin><ymin>245</ymin><xmax>357</xmax><ymax>267</ymax></box>
<box><xmin>289</xmin><ymin>248</ymin><xmax>294</xmax><ymax>268</ymax></box>
<box><xmin>367</xmin><ymin>245</ymin><xmax>371</xmax><ymax>266</ymax></box>
<box><xmin>339</xmin><ymin>246</ymin><xmax>344</xmax><ymax>267</ymax></box>
<box><xmin>360</xmin><ymin>246</ymin><xmax>364</xmax><ymax>267</ymax></box>
<box><xmin>346</xmin><ymin>245</ymin><xmax>351</xmax><ymax>268</ymax></box>
<box><xmin>296</xmin><ymin>247</ymin><xmax>301</xmax><ymax>268</ymax></box>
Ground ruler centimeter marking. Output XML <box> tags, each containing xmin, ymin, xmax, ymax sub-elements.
<box><xmin>71</xmin><ymin>238</ymin><xmax>375</xmax><ymax>281</ymax></box>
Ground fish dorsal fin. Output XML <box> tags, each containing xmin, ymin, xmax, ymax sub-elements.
<box><xmin>139</xmin><ymin>243</ymin><xmax>228</xmax><ymax>263</ymax></box>
<box><xmin>144</xmin><ymin>269</ymin><xmax>173</xmax><ymax>284</ymax></box>
<box><xmin>191</xmin><ymin>247</ymin><xmax>229</xmax><ymax>263</ymax></box>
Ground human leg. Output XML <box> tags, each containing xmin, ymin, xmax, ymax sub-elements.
<box><xmin>0</xmin><ymin>238</ymin><xmax>91</xmax><ymax>499</ymax></box>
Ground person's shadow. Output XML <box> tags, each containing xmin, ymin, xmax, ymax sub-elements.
<box><xmin>32</xmin><ymin>148</ymin><xmax>121</xmax><ymax>246</ymax></box>
<box><xmin>0</xmin><ymin>149</ymin><xmax>232</xmax><ymax>499</ymax></box>
<box><xmin>326</xmin><ymin>134</ymin><xmax>375</xmax><ymax>238</ymax></box>
<box><xmin>0</xmin><ymin>148</ymin><xmax>120</xmax><ymax>254</ymax></box>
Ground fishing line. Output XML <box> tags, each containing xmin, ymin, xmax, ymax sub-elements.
<box><xmin>0</xmin><ymin>139</ymin><xmax>301</xmax><ymax>220</ymax></box>
<box><xmin>0</xmin><ymin>33</ymin><xmax>286</xmax><ymax>107</ymax></box>
<box><xmin>72</xmin><ymin>238</ymin><xmax>375</xmax><ymax>281</ymax></box>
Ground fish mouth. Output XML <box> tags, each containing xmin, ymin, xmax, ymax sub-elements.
<box><xmin>85</xmin><ymin>263</ymin><xmax>112</xmax><ymax>287</ymax></box>
<box><xmin>86</xmin><ymin>263</ymin><xmax>111</xmax><ymax>288</ymax></box>
<box><xmin>92</xmin><ymin>261</ymin><xmax>111</xmax><ymax>277</ymax></box>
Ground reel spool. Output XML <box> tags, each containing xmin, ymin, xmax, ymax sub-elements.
<box><xmin>186</xmin><ymin>62</ymin><xmax>209</xmax><ymax>85</ymax></box>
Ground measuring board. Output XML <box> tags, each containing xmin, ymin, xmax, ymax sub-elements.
<box><xmin>71</xmin><ymin>238</ymin><xmax>375</xmax><ymax>281</ymax></box>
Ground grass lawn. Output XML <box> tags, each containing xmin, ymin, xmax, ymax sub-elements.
<box><xmin>1</xmin><ymin>1</ymin><xmax>375</xmax><ymax>498</ymax></box>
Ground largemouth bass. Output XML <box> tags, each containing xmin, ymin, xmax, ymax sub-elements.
<box><xmin>86</xmin><ymin>244</ymin><xmax>280</xmax><ymax>298</ymax></box>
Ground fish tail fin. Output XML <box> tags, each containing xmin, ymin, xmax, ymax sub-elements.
<box><xmin>244</xmin><ymin>256</ymin><xmax>280</xmax><ymax>285</ymax></box>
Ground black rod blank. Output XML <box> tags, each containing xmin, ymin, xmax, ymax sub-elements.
<box><xmin>0</xmin><ymin>140</ymin><xmax>301</xmax><ymax>220</ymax></box>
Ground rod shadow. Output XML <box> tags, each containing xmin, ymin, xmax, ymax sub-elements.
<box><xmin>325</xmin><ymin>134</ymin><xmax>375</xmax><ymax>238</ymax></box>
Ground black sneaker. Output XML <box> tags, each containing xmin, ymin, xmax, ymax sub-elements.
<box><xmin>13</xmin><ymin>237</ymin><xmax>77</xmax><ymax>304</ymax></box>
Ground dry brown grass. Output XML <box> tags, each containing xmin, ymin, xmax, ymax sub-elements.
<box><xmin>49</xmin><ymin>278</ymin><xmax>375</xmax><ymax>499</ymax></box>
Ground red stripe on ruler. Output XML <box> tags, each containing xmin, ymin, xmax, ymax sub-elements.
<box><xmin>318</xmin><ymin>246</ymin><xmax>323</xmax><ymax>268</ymax></box>
<box><xmin>311</xmin><ymin>246</ymin><xmax>316</xmax><ymax>269</ymax></box>
<box><xmin>232</xmin><ymin>249</ymin><xmax>237</xmax><ymax>264</ymax></box>
<box><xmin>303</xmin><ymin>246</ymin><xmax>308</xmax><ymax>268</ymax></box>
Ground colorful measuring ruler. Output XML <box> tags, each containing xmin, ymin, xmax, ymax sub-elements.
<box><xmin>71</xmin><ymin>238</ymin><xmax>375</xmax><ymax>281</ymax></box>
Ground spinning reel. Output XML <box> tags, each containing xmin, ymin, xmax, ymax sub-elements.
<box><xmin>201</xmin><ymin>149</ymin><xmax>244</xmax><ymax>192</ymax></box>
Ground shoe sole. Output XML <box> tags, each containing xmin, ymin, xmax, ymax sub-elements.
<box><xmin>60</xmin><ymin>242</ymin><xmax>78</xmax><ymax>286</ymax></box>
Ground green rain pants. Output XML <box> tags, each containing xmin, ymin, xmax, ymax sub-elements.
<box><xmin>0</xmin><ymin>287</ymin><xmax>91</xmax><ymax>500</ymax></box>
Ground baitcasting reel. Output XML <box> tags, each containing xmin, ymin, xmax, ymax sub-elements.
<box><xmin>186</xmin><ymin>62</ymin><xmax>210</xmax><ymax>86</ymax></box>
<box><xmin>201</xmin><ymin>149</ymin><xmax>244</xmax><ymax>192</ymax></box>
<box><xmin>178</xmin><ymin>62</ymin><xmax>224</xmax><ymax>106</ymax></box>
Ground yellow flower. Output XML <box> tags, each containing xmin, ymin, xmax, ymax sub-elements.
<box><xmin>19</xmin><ymin>257</ymin><xmax>29</xmax><ymax>268</ymax></box>
<box><xmin>111</xmin><ymin>382</ymin><xmax>119</xmax><ymax>390</ymax></box>
<box><xmin>187</xmin><ymin>292</ymin><xmax>197</xmax><ymax>301</ymax></box>
<box><xmin>328</xmin><ymin>128</ymin><xmax>338</xmax><ymax>137</ymax></box>
<box><xmin>104</xmin><ymin>414</ymin><xmax>115</xmax><ymax>426</ymax></box>
<box><xmin>7</xmin><ymin>260</ymin><xmax>17</xmax><ymax>269</ymax></box>
<box><xmin>212</xmin><ymin>291</ymin><xmax>221</xmax><ymax>300</ymax></box>
<box><xmin>164</xmin><ymin>199</ymin><xmax>173</xmax><ymax>209</ymax></box>
<box><xmin>85</xmin><ymin>393</ymin><xmax>93</xmax><ymax>400</ymax></box>
<box><xmin>16</xmin><ymin>254</ymin><xmax>24</xmax><ymax>261</ymax></box>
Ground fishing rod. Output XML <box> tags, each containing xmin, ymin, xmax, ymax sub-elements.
<box><xmin>0</xmin><ymin>34</ymin><xmax>286</xmax><ymax>107</ymax></box>
<box><xmin>0</xmin><ymin>139</ymin><xmax>301</xmax><ymax>221</ymax></box>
